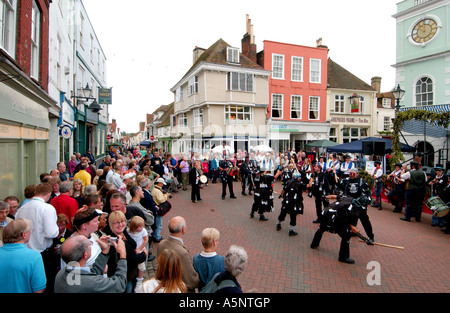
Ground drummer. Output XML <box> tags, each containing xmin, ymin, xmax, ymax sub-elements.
<box><xmin>189</xmin><ymin>160</ymin><xmax>202</xmax><ymax>203</ymax></box>
<box><xmin>429</xmin><ymin>164</ymin><xmax>448</xmax><ymax>227</ymax></box>
<box><xmin>400</xmin><ymin>161</ymin><xmax>427</xmax><ymax>223</ymax></box>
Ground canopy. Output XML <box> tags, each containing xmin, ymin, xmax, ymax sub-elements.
<box><xmin>139</xmin><ymin>140</ymin><xmax>151</xmax><ymax>147</ymax></box>
<box><xmin>327</xmin><ymin>137</ymin><xmax>415</xmax><ymax>154</ymax></box>
<box><xmin>212</xmin><ymin>145</ymin><xmax>234</xmax><ymax>154</ymax></box>
<box><xmin>305</xmin><ymin>139</ymin><xmax>338</xmax><ymax>148</ymax></box>
<box><xmin>251</xmin><ymin>145</ymin><xmax>274</xmax><ymax>153</ymax></box>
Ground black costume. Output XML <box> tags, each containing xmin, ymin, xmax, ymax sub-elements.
<box><xmin>338</xmin><ymin>174</ymin><xmax>374</xmax><ymax>241</ymax></box>
<box><xmin>387</xmin><ymin>167</ymin><xmax>405</xmax><ymax>213</ymax></box>
<box><xmin>276</xmin><ymin>172</ymin><xmax>307</xmax><ymax>235</ymax></box>
<box><xmin>240</xmin><ymin>159</ymin><xmax>256</xmax><ymax>195</ymax></box>
<box><xmin>250</xmin><ymin>172</ymin><xmax>274</xmax><ymax>221</ymax></box>
<box><xmin>310</xmin><ymin>195</ymin><xmax>372</xmax><ymax>263</ymax></box>
<box><xmin>219</xmin><ymin>159</ymin><xmax>236</xmax><ymax>199</ymax></box>
<box><xmin>310</xmin><ymin>170</ymin><xmax>331</xmax><ymax>223</ymax></box>
<box><xmin>189</xmin><ymin>166</ymin><xmax>201</xmax><ymax>202</ymax></box>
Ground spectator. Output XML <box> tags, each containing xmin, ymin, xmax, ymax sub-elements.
<box><xmin>0</xmin><ymin>201</ymin><xmax>13</xmax><ymax>245</ymax></box>
<box><xmin>84</xmin><ymin>194</ymin><xmax>104</xmax><ymax>212</ymax></box>
<box><xmin>0</xmin><ymin>218</ymin><xmax>47</xmax><ymax>293</ymax></box>
<box><xmin>157</xmin><ymin>216</ymin><xmax>200</xmax><ymax>292</ymax></box>
<box><xmin>107</xmin><ymin>210</ymin><xmax>147</xmax><ymax>293</ymax></box>
<box><xmin>4</xmin><ymin>195</ymin><xmax>20</xmax><ymax>219</ymax></box>
<box><xmin>48</xmin><ymin>176</ymin><xmax>61</xmax><ymax>202</ymax></box>
<box><xmin>140</xmin><ymin>178</ymin><xmax>160</xmax><ymax>242</ymax></box>
<box><xmin>107</xmin><ymin>163</ymin><xmax>124</xmax><ymax>189</ymax></box>
<box><xmin>127</xmin><ymin>216</ymin><xmax>149</xmax><ymax>289</ymax></box>
<box><xmin>51</xmin><ymin>181</ymin><xmax>79</xmax><ymax>231</ymax></box>
<box><xmin>57</xmin><ymin>161</ymin><xmax>68</xmax><ymax>182</ymax></box>
<box><xmin>93</xmin><ymin>169</ymin><xmax>103</xmax><ymax>186</ymax></box>
<box><xmin>215</xmin><ymin>245</ymin><xmax>248</xmax><ymax>294</ymax></box>
<box><xmin>74</xmin><ymin>163</ymin><xmax>91</xmax><ymax>188</ymax></box>
<box><xmin>193</xmin><ymin>228</ymin><xmax>225</xmax><ymax>291</ymax></box>
<box><xmin>151</xmin><ymin>178</ymin><xmax>171</xmax><ymax>242</ymax></box>
<box><xmin>84</xmin><ymin>149</ymin><xmax>95</xmax><ymax>165</ymax></box>
<box><xmin>179</xmin><ymin>156</ymin><xmax>190</xmax><ymax>191</ymax></box>
<box><xmin>21</xmin><ymin>185</ymin><xmax>37</xmax><ymax>208</ymax></box>
<box><xmin>136</xmin><ymin>248</ymin><xmax>186</xmax><ymax>293</ymax></box>
<box><xmin>68</xmin><ymin>155</ymin><xmax>77</xmax><ymax>177</ymax></box>
<box><xmin>54</xmin><ymin>234</ymin><xmax>127</xmax><ymax>293</ymax></box>
<box><xmin>72</xmin><ymin>179</ymin><xmax>84</xmax><ymax>207</ymax></box>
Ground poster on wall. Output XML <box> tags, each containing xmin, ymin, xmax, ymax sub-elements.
<box><xmin>351</xmin><ymin>93</ymin><xmax>360</xmax><ymax>113</ymax></box>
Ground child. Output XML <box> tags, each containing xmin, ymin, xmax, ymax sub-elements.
<box><xmin>127</xmin><ymin>216</ymin><xmax>149</xmax><ymax>288</ymax></box>
<box><xmin>93</xmin><ymin>169</ymin><xmax>103</xmax><ymax>187</ymax></box>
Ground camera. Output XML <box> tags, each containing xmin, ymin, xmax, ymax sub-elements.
<box><xmin>108</xmin><ymin>237</ymin><xmax>118</xmax><ymax>245</ymax></box>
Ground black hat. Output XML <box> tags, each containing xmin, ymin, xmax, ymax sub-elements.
<box><xmin>374</xmin><ymin>160</ymin><xmax>381</xmax><ymax>165</ymax></box>
<box><xmin>435</xmin><ymin>164</ymin><xmax>444</xmax><ymax>171</ymax></box>
<box><xmin>394</xmin><ymin>163</ymin><xmax>402</xmax><ymax>168</ymax></box>
<box><xmin>410</xmin><ymin>161</ymin><xmax>419</xmax><ymax>167</ymax></box>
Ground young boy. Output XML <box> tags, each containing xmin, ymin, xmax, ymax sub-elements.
<box><xmin>127</xmin><ymin>216</ymin><xmax>149</xmax><ymax>288</ymax></box>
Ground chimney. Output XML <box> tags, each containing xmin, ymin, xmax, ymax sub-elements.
<box><xmin>193</xmin><ymin>46</ymin><xmax>206</xmax><ymax>64</ymax></box>
<box><xmin>241</xmin><ymin>14</ymin><xmax>257</xmax><ymax>63</ymax></box>
<box><xmin>146</xmin><ymin>113</ymin><xmax>154</xmax><ymax>125</ymax></box>
<box><xmin>371</xmin><ymin>76</ymin><xmax>382</xmax><ymax>93</ymax></box>
<box><xmin>139</xmin><ymin>122</ymin><xmax>145</xmax><ymax>132</ymax></box>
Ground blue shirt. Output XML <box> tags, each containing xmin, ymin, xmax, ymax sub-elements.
<box><xmin>193</xmin><ymin>252</ymin><xmax>225</xmax><ymax>290</ymax></box>
<box><xmin>0</xmin><ymin>243</ymin><xmax>47</xmax><ymax>293</ymax></box>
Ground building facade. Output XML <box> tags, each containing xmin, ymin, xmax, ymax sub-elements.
<box><xmin>393</xmin><ymin>0</ymin><xmax>450</xmax><ymax>166</ymax></box>
<box><xmin>170</xmin><ymin>38</ymin><xmax>271</xmax><ymax>156</ymax></box>
<box><xmin>0</xmin><ymin>0</ymin><xmax>57</xmax><ymax>201</ymax></box>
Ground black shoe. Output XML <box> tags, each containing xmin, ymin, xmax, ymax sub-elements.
<box><xmin>147</xmin><ymin>255</ymin><xmax>156</xmax><ymax>262</ymax></box>
<box><xmin>393</xmin><ymin>209</ymin><xmax>402</xmax><ymax>213</ymax></box>
<box><xmin>312</xmin><ymin>219</ymin><xmax>320</xmax><ymax>224</ymax></box>
<box><xmin>242</xmin><ymin>192</ymin><xmax>247</xmax><ymax>196</ymax></box>
<box><xmin>339</xmin><ymin>258</ymin><xmax>355</xmax><ymax>264</ymax></box>
<box><xmin>400</xmin><ymin>217</ymin><xmax>411</xmax><ymax>222</ymax></box>
<box><xmin>276</xmin><ymin>223</ymin><xmax>281</xmax><ymax>231</ymax></box>
<box><xmin>259</xmin><ymin>215</ymin><xmax>268</xmax><ymax>221</ymax></box>
<box><xmin>248</xmin><ymin>192</ymin><xmax>252</xmax><ymax>195</ymax></box>
<box><xmin>250</xmin><ymin>212</ymin><xmax>254</xmax><ymax>218</ymax></box>
<box><xmin>378</xmin><ymin>207</ymin><xmax>382</xmax><ymax>210</ymax></box>
<box><xmin>443</xmin><ymin>229</ymin><xmax>450</xmax><ymax>234</ymax></box>
<box><xmin>310</xmin><ymin>242</ymin><xmax>319</xmax><ymax>249</ymax></box>
<box><xmin>198</xmin><ymin>198</ymin><xmax>202</xmax><ymax>201</ymax></box>
<box><xmin>431</xmin><ymin>223</ymin><xmax>439</xmax><ymax>227</ymax></box>
<box><xmin>288</xmin><ymin>230</ymin><xmax>298</xmax><ymax>236</ymax></box>
<box><xmin>230</xmin><ymin>195</ymin><xmax>237</xmax><ymax>199</ymax></box>
<box><xmin>415</xmin><ymin>219</ymin><xmax>421</xmax><ymax>222</ymax></box>
<box><xmin>221</xmin><ymin>197</ymin><xmax>225</xmax><ymax>200</ymax></box>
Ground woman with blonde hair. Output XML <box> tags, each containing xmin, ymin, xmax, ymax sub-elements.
<box><xmin>136</xmin><ymin>248</ymin><xmax>186</xmax><ymax>293</ymax></box>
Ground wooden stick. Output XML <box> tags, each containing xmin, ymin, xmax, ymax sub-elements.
<box><xmin>359</xmin><ymin>240</ymin><xmax>405</xmax><ymax>250</ymax></box>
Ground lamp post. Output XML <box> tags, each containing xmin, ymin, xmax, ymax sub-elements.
<box><xmin>71</xmin><ymin>83</ymin><xmax>103</xmax><ymax>113</ymax></box>
<box><xmin>392</xmin><ymin>84</ymin><xmax>405</xmax><ymax>113</ymax></box>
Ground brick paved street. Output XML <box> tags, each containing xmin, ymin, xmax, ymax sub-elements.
<box><xmin>149</xmin><ymin>180</ymin><xmax>450</xmax><ymax>293</ymax></box>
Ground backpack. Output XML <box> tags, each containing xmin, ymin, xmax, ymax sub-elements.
<box><xmin>199</xmin><ymin>272</ymin><xmax>237</xmax><ymax>293</ymax></box>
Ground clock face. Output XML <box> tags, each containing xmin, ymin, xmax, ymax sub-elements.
<box><xmin>411</xmin><ymin>18</ymin><xmax>438</xmax><ymax>43</ymax></box>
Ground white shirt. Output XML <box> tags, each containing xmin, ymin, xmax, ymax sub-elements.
<box><xmin>127</xmin><ymin>227</ymin><xmax>148</xmax><ymax>249</ymax></box>
<box><xmin>340</xmin><ymin>161</ymin><xmax>355</xmax><ymax>175</ymax></box>
<box><xmin>15</xmin><ymin>197</ymin><xmax>59</xmax><ymax>252</ymax></box>
<box><xmin>135</xmin><ymin>278</ymin><xmax>183</xmax><ymax>293</ymax></box>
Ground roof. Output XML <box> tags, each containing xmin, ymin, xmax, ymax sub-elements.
<box><xmin>180</xmin><ymin>38</ymin><xmax>264</xmax><ymax>81</ymax></box>
<box><xmin>327</xmin><ymin>58</ymin><xmax>376</xmax><ymax>92</ymax></box>
<box><xmin>158</xmin><ymin>102</ymin><xmax>174</xmax><ymax>127</ymax></box>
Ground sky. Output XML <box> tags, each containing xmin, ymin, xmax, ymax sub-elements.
<box><xmin>82</xmin><ymin>0</ymin><xmax>399</xmax><ymax>134</ymax></box>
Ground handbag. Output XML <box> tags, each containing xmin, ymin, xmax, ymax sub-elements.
<box><xmin>157</xmin><ymin>201</ymin><xmax>172</xmax><ymax>216</ymax></box>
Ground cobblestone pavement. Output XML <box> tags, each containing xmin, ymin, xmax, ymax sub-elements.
<box><xmin>147</xmin><ymin>180</ymin><xmax>450</xmax><ymax>293</ymax></box>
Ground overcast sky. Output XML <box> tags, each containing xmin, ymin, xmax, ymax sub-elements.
<box><xmin>83</xmin><ymin>0</ymin><xmax>399</xmax><ymax>133</ymax></box>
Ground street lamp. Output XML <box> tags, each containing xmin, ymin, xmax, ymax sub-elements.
<box><xmin>392</xmin><ymin>84</ymin><xmax>405</xmax><ymax>112</ymax></box>
<box><xmin>71</xmin><ymin>83</ymin><xmax>103</xmax><ymax>113</ymax></box>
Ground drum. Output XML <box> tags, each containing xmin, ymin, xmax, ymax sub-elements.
<box><xmin>426</xmin><ymin>196</ymin><xmax>450</xmax><ymax>217</ymax></box>
<box><xmin>199</xmin><ymin>175</ymin><xmax>207</xmax><ymax>184</ymax></box>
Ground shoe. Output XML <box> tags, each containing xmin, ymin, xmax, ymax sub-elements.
<box><xmin>415</xmin><ymin>219</ymin><xmax>421</xmax><ymax>222</ymax></box>
<box><xmin>250</xmin><ymin>212</ymin><xmax>254</xmax><ymax>218</ymax></box>
<box><xmin>222</xmin><ymin>197</ymin><xmax>225</xmax><ymax>200</ymax></box>
<box><xmin>339</xmin><ymin>258</ymin><xmax>355</xmax><ymax>264</ymax></box>
<box><xmin>147</xmin><ymin>255</ymin><xmax>156</xmax><ymax>262</ymax></box>
<box><xmin>431</xmin><ymin>223</ymin><xmax>439</xmax><ymax>227</ymax></box>
<box><xmin>183</xmin><ymin>188</ymin><xmax>187</xmax><ymax>191</ymax></box>
<box><xmin>443</xmin><ymin>229</ymin><xmax>450</xmax><ymax>234</ymax></box>
<box><xmin>276</xmin><ymin>223</ymin><xmax>281</xmax><ymax>231</ymax></box>
<box><xmin>312</xmin><ymin>219</ymin><xmax>320</xmax><ymax>224</ymax></box>
<box><xmin>248</xmin><ymin>192</ymin><xmax>252</xmax><ymax>195</ymax></box>
<box><xmin>393</xmin><ymin>209</ymin><xmax>401</xmax><ymax>213</ymax></box>
<box><xmin>242</xmin><ymin>192</ymin><xmax>247</xmax><ymax>196</ymax></box>
<box><xmin>192</xmin><ymin>200</ymin><xmax>197</xmax><ymax>203</ymax></box>
<box><xmin>400</xmin><ymin>217</ymin><xmax>411</xmax><ymax>222</ymax></box>
<box><xmin>230</xmin><ymin>196</ymin><xmax>237</xmax><ymax>199</ymax></box>
<box><xmin>288</xmin><ymin>230</ymin><xmax>298</xmax><ymax>236</ymax></box>
<box><xmin>151</xmin><ymin>237</ymin><xmax>162</xmax><ymax>243</ymax></box>
<box><xmin>259</xmin><ymin>215</ymin><xmax>268</xmax><ymax>221</ymax></box>
<box><xmin>378</xmin><ymin>207</ymin><xmax>382</xmax><ymax>210</ymax></box>
<box><xmin>310</xmin><ymin>242</ymin><xmax>319</xmax><ymax>249</ymax></box>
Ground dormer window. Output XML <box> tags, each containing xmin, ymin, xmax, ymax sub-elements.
<box><xmin>227</xmin><ymin>47</ymin><xmax>240</xmax><ymax>64</ymax></box>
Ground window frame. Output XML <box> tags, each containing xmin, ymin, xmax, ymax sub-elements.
<box><xmin>0</xmin><ymin>0</ymin><xmax>17</xmax><ymax>57</ymax></box>
<box><xmin>290</xmin><ymin>95</ymin><xmax>302</xmax><ymax>119</ymax></box>
<box><xmin>415</xmin><ymin>76</ymin><xmax>434</xmax><ymax>106</ymax></box>
<box><xmin>291</xmin><ymin>56</ymin><xmax>303</xmax><ymax>82</ymax></box>
<box><xmin>227</xmin><ymin>47</ymin><xmax>240</xmax><ymax>64</ymax></box>
<box><xmin>271</xmin><ymin>93</ymin><xmax>283</xmax><ymax>119</ymax></box>
<box><xmin>30</xmin><ymin>0</ymin><xmax>41</xmax><ymax>79</ymax></box>
<box><xmin>309</xmin><ymin>58</ymin><xmax>321</xmax><ymax>83</ymax></box>
<box><xmin>224</xmin><ymin>105</ymin><xmax>253</xmax><ymax>125</ymax></box>
<box><xmin>308</xmin><ymin>96</ymin><xmax>320</xmax><ymax>120</ymax></box>
<box><xmin>188</xmin><ymin>76</ymin><xmax>198</xmax><ymax>96</ymax></box>
<box><xmin>272</xmin><ymin>53</ymin><xmax>285</xmax><ymax>80</ymax></box>
<box><xmin>227</xmin><ymin>72</ymin><xmax>254</xmax><ymax>92</ymax></box>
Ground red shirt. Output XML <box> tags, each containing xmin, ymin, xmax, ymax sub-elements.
<box><xmin>51</xmin><ymin>194</ymin><xmax>79</xmax><ymax>231</ymax></box>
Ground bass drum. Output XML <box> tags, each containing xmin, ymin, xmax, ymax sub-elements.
<box><xmin>199</xmin><ymin>175</ymin><xmax>207</xmax><ymax>184</ymax></box>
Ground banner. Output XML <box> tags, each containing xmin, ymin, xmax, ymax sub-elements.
<box><xmin>351</xmin><ymin>93</ymin><xmax>359</xmax><ymax>113</ymax></box>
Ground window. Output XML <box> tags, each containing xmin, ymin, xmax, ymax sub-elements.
<box><xmin>271</xmin><ymin>94</ymin><xmax>283</xmax><ymax>118</ymax></box>
<box><xmin>272</xmin><ymin>54</ymin><xmax>284</xmax><ymax>79</ymax></box>
<box><xmin>310</xmin><ymin>58</ymin><xmax>321</xmax><ymax>83</ymax></box>
<box><xmin>291</xmin><ymin>56</ymin><xmax>303</xmax><ymax>81</ymax></box>
<box><xmin>90</xmin><ymin>34</ymin><xmax>94</xmax><ymax>62</ymax></box>
<box><xmin>176</xmin><ymin>86</ymin><xmax>183</xmax><ymax>102</ymax></box>
<box><xmin>342</xmin><ymin>127</ymin><xmax>367</xmax><ymax>143</ymax></box>
<box><xmin>227</xmin><ymin>47</ymin><xmax>239</xmax><ymax>63</ymax></box>
<box><xmin>30</xmin><ymin>1</ymin><xmax>41</xmax><ymax>79</ymax></box>
<box><xmin>188</xmin><ymin>76</ymin><xmax>198</xmax><ymax>96</ymax></box>
<box><xmin>334</xmin><ymin>95</ymin><xmax>345</xmax><ymax>113</ymax></box>
<box><xmin>170</xmin><ymin>115</ymin><xmax>177</xmax><ymax>128</ymax></box>
<box><xmin>225</xmin><ymin>106</ymin><xmax>252</xmax><ymax>124</ymax></box>
<box><xmin>291</xmin><ymin>95</ymin><xmax>302</xmax><ymax>119</ymax></box>
<box><xmin>227</xmin><ymin>72</ymin><xmax>254</xmax><ymax>92</ymax></box>
<box><xmin>382</xmin><ymin>98</ymin><xmax>392</xmax><ymax>108</ymax></box>
<box><xmin>415</xmin><ymin>77</ymin><xmax>433</xmax><ymax>106</ymax></box>
<box><xmin>80</xmin><ymin>13</ymin><xmax>84</xmax><ymax>48</ymax></box>
<box><xmin>383</xmin><ymin>117</ymin><xmax>391</xmax><ymax>131</ymax></box>
<box><xmin>329</xmin><ymin>128</ymin><xmax>337</xmax><ymax>142</ymax></box>
<box><xmin>193</xmin><ymin>108</ymin><xmax>203</xmax><ymax>126</ymax></box>
<box><xmin>309</xmin><ymin>96</ymin><xmax>320</xmax><ymax>120</ymax></box>
<box><xmin>0</xmin><ymin>0</ymin><xmax>17</xmax><ymax>56</ymax></box>
<box><xmin>178</xmin><ymin>113</ymin><xmax>187</xmax><ymax>126</ymax></box>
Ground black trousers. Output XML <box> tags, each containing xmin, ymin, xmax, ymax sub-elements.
<box><xmin>221</xmin><ymin>177</ymin><xmax>235</xmax><ymax>197</ymax></box>
<box><xmin>277</xmin><ymin>207</ymin><xmax>298</xmax><ymax>226</ymax></box>
<box><xmin>354</xmin><ymin>209</ymin><xmax>374</xmax><ymax>240</ymax></box>
<box><xmin>191</xmin><ymin>183</ymin><xmax>201</xmax><ymax>201</ymax></box>
<box><xmin>387</xmin><ymin>184</ymin><xmax>405</xmax><ymax>210</ymax></box>
<box><xmin>311</xmin><ymin>227</ymin><xmax>351</xmax><ymax>260</ymax></box>
<box><xmin>313</xmin><ymin>194</ymin><xmax>328</xmax><ymax>221</ymax></box>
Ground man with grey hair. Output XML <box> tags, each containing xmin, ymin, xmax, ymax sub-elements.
<box><xmin>0</xmin><ymin>201</ymin><xmax>13</xmax><ymax>245</ymax></box>
<box><xmin>54</xmin><ymin>233</ymin><xmax>128</xmax><ymax>293</ymax></box>
<box><xmin>157</xmin><ymin>216</ymin><xmax>199</xmax><ymax>292</ymax></box>
<box><xmin>51</xmin><ymin>181</ymin><xmax>79</xmax><ymax>231</ymax></box>
<box><xmin>140</xmin><ymin>178</ymin><xmax>161</xmax><ymax>242</ymax></box>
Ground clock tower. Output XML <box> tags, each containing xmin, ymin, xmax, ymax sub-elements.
<box><xmin>393</xmin><ymin>0</ymin><xmax>450</xmax><ymax>107</ymax></box>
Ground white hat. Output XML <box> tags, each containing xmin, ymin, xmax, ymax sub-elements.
<box><xmin>155</xmin><ymin>177</ymin><xmax>166</xmax><ymax>185</ymax></box>
<box><xmin>123</xmin><ymin>173</ymin><xmax>135</xmax><ymax>180</ymax></box>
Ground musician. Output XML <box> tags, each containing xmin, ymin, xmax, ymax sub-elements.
<box><xmin>371</xmin><ymin>160</ymin><xmax>383</xmax><ymax>210</ymax></box>
<box><xmin>250</xmin><ymin>171</ymin><xmax>274</xmax><ymax>221</ymax></box>
<box><xmin>429</xmin><ymin>164</ymin><xmax>447</xmax><ymax>227</ymax></box>
<box><xmin>240</xmin><ymin>155</ymin><xmax>253</xmax><ymax>196</ymax></box>
<box><xmin>387</xmin><ymin>163</ymin><xmax>405</xmax><ymax>213</ymax></box>
<box><xmin>308</xmin><ymin>164</ymin><xmax>332</xmax><ymax>224</ymax></box>
<box><xmin>189</xmin><ymin>160</ymin><xmax>202</xmax><ymax>203</ymax></box>
<box><xmin>400</xmin><ymin>161</ymin><xmax>427</xmax><ymax>222</ymax></box>
<box><xmin>276</xmin><ymin>170</ymin><xmax>307</xmax><ymax>236</ymax></box>
<box><xmin>310</xmin><ymin>194</ymin><xmax>373</xmax><ymax>264</ymax></box>
<box><xmin>339</xmin><ymin>155</ymin><xmax>355</xmax><ymax>178</ymax></box>
<box><xmin>317</xmin><ymin>155</ymin><xmax>326</xmax><ymax>172</ymax></box>
<box><xmin>218</xmin><ymin>154</ymin><xmax>237</xmax><ymax>200</ymax></box>
<box><xmin>338</xmin><ymin>168</ymin><xmax>374</xmax><ymax>243</ymax></box>
<box><xmin>437</xmin><ymin>176</ymin><xmax>450</xmax><ymax>234</ymax></box>
<box><xmin>326</xmin><ymin>153</ymin><xmax>340</xmax><ymax>190</ymax></box>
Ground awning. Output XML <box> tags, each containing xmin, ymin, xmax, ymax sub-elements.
<box><xmin>399</xmin><ymin>104</ymin><xmax>450</xmax><ymax>113</ymax></box>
